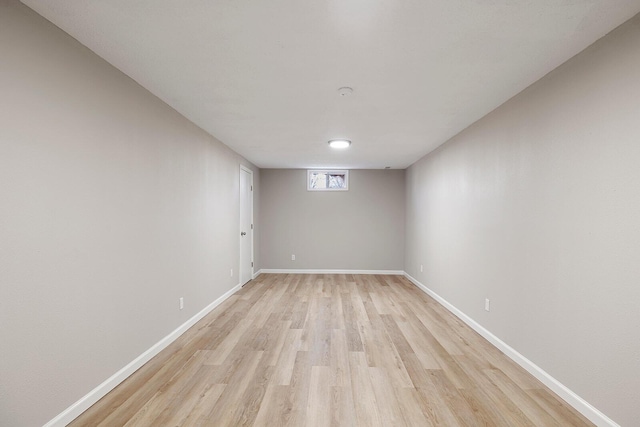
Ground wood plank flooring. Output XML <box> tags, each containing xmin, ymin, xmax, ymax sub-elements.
<box><xmin>69</xmin><ymin>274</ymin><xmax>594</xmax><ymax>426</ymax></box>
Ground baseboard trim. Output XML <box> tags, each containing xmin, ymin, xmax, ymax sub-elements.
<box><xmin>46</xmin><ymin>272</ymin><xmax>616</xmax><ymax>427</ymax></box>
<box><xmin>44</xmin><ymin>282</ymin><xmax>243</xmax><ymax>427</ymax></box>
<box><xmin>258</xmin><ymin>269</ymin><xmax>404</xmax><ymax>275</ymax></box>
<box><xmin>403</xmin><ymin>273</ymin><xmax>619</xmax><ymax>427</ymax></box>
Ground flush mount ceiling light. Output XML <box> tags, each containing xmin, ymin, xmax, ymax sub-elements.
<box><xmin>328</xmin><ymin>139</ymin><xmax>351</xmax><ymax>149</ymax></box>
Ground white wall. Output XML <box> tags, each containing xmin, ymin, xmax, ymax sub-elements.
<box><xmin>260</xmin><ymin>169</ymin><xmax>405</xmax><ymax>271</ymax></box>
<box><xmin>0</xmin><ymin>1</ymin><xmax>258</xmax><ymax>425</ymax></box>
<box><xmin>405</xmin><ymin>14</ymin><xmax>640</xmax><ymax>426</ymax></box>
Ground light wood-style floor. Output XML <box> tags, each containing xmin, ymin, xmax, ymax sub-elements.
<box><xmin>70</xmin><ymin>274</ymin><xmax>594</xmax><ymax>426</ymax></box>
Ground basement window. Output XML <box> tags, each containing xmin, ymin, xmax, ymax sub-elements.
<box><xmin>307</xmin><ymin>170</ymin><xmax>349</xmax><ymax>191</ymax></box>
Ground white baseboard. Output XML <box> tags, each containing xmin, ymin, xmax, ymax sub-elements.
<box><xmin>44</xmin><ymin>282</ymin><xmax>243</xmax><ymax>427</ymax></box>
<box><xmin>46</xmin><ymin>272</ymin><xmax>616</xmax><ymax>427</ymax></box>
<box><xmin>257</xmin><ymin>269</ymin><xmax>404</xmax><ymax>275</ymax></box>
<box><xmin>403</xmin><ymin>273</ymin><xmax>619</xmax><ymax>427</ymax></box>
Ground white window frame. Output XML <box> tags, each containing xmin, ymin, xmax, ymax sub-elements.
<box><xmin>307</xmin><ymin>169</ymin><xmax>349</xmax><ymax>191</ymax></box>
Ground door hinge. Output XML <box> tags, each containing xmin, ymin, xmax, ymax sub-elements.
<box><xmin>251</xmin><ymin>262</ymin><xmax>254</xmax><ymax>267</ymax></box>
<box><xmin>251</xmin><ymin>224</ymin><xmax>253</xmax><ymax>229</ymax></box>
<box><xmin>251</xmin><ymin>185</ymin><xmax>253</xmax><ymax>191</ymax></box>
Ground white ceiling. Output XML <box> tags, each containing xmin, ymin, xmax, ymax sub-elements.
<box><xmin>22</xmin><ymin>1</ymin><xmax>640</xmax><ymax>169</ymax></box>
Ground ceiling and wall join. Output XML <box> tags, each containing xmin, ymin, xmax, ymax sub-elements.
<box><xmin>20</xmin><ymin>0</ymin><xmax>640</xmax><ymax>169</ymax></box>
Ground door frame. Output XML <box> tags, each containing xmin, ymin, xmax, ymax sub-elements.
<box><xmin>239</xmin><ymin>165</ymin><xmax>254</xmax><ymax>285</ymax></box>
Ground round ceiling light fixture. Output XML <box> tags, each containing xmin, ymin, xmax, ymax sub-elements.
<box><xmin>338</xmin><ymin>87</ymin><xmax>353</xmax><ymax>96</ymax></box>
<box><xmin>328</xmin><ymin>139</ymin><xmax>351</xmax><ymax>149</ymax></box>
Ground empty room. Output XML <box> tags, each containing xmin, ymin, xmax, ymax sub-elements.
<box><xmin>2</xmin><ymin>0</ymin><xmax>639</xmax><ymax>426</ymax></box>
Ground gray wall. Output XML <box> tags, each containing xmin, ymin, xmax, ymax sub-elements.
<box><xmin>405</xmin><ymin>15</ymin><xmax>640</xmax><ymax>426</ymax></box>
<box><xmin>0</xmin><ymin>2</ymin><xmax>258</xmax><ymax>426</ymax></box>
<box><xmin>260</xmin><ymin>169</ymin><xmax>404</xmax><ymax>271</ymax></box>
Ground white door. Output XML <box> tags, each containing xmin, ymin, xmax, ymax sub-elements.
<box><xmin>239</xmin><ymin>166</ymin><xmax>253</xmax><ymax>286</ymax></box>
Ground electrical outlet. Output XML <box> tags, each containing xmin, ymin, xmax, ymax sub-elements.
<box><xmin>420</xmin><ymin>264</ymin><xmax>423</xmax><ymax>272</ymax></box>
<box><xmin>291</xmin><ymin>254</ymin><xmax>295</xmax><ymax>261</ymax></box>
<box><xmin>179</xmin><ymin>297</ymin><xmax>184</xmax><ymax>310</ymax></box>
<box><xmin>485</xmin><ymin>298</ymin><xmax>490</xmax><ymax>312</ymax></box>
